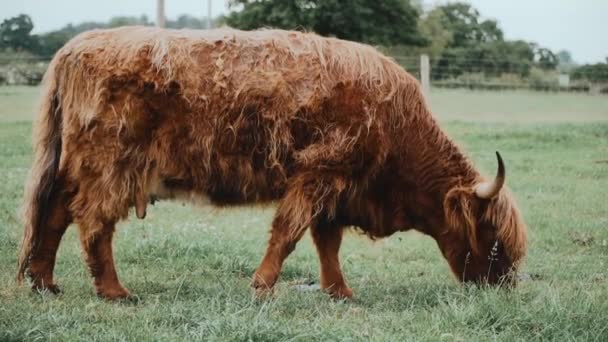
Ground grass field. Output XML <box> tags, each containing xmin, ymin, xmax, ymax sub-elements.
<box><xmin>1</xmin><ymin>86</ymin><xmax>607</xmax><ymax>340</ymax></box>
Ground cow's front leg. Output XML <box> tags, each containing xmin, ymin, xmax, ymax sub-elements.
<box><xmin>78</xmin><ymin>221</ymin><xmax>130</xmax><ymax>300</ymax></box>
<box><xmin>252</xmin><ymin>214</ymin><xmax>307</xmax><ymax>293</ymax></box>
<box><xmin>311</xmin><ymin>222</ymin><xmax>352</xmax><ymax>299</ymax></box>
<box><xmin>252</xmin><ymin>172</ymin><xmax>344</xmax><ymax>296</ymax></box>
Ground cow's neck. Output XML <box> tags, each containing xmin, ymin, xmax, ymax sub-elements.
<box><xmin>397</xmin><ymin>117</ymin><xmax>480</xmax><ymax>236</ymax></box>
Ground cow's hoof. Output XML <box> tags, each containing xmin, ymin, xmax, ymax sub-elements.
<box><xmin>32</xmin><ymin>283</ymin><xmax>61</xmax><ymax>295</ymax></box>
<box><xmin>251</xmin><ymin>271</ymin><xmax>279</xmax><ymax>299</ymax></box>
<box><xmin>324</xmin><ymin>286</ymin><xmax>354</xmax><ymax>300</ymax></box>
<box><xmin>96</xmin><ymin>286</ymin><xmax>131</xmax><ymax>301</ymax></box>
<box><xmin>251</xmin><ymin>271</ymin><xmax>278</xmax><ymax>290</ymax></box>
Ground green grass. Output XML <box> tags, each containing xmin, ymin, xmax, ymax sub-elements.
<box><xmin>1</xmin><ymin>86</ymin><xmax>607</xmax><ymax>340</ymax></box>
<box><xmin>0</xmin><ymin>86</ymin><xmax>40</xmax><ymax>122</ymax></box>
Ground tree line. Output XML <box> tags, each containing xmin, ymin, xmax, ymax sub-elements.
<box><xmin>1</xmin><ymin>1</ymin><xmax>606</xmax><ymax>84</ymax></box>
<box><xmin>0</xmin><ymin>13</ymin><xmax>220</xmax><ymax>58</ymax></box>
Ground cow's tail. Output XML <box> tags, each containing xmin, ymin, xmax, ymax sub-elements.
<box><xmin>17</xmin><ymin>59</ymin><xmax>63</xmax><ymax>282</ymax></box>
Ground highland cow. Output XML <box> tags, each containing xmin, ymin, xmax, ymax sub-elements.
<box><xmin>18</xmin><ymin>27</ymin><xmax>527</xmax><ymax>299</ymax></box>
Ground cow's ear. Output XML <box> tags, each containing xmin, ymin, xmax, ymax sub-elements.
<box><xmin>444</xmin><ymin>187</ymin><xmax>474</xmax><ymax>227</ymax></box>
<box><xmin>444</xmin><ymin>186</ymin><xmax>480</xmax><ymax>255</ymax></box>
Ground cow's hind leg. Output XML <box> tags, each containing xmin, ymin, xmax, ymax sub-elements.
<box><xmin>311</xmin><ymin>222</ymin><xmax>352</xmax><ymax>299</ymax></box>
<box><xmin>28</xmin><ymin>188</ymin><xmax>72</xmax><ymax>293</ymax></box>
<box><xmin>78</xmin><ymin>220</ymin><xmax>129</xmax><ymax>300</ymax></box>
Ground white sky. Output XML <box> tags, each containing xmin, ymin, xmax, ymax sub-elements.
<box><xmin>1</xmin><ymin>0</ymin><xmax>607</xmax><ymax>63</ymax></box>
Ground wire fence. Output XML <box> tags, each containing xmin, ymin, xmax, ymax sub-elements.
<box><xmin>1</xmin><ymin>54</ymin><xmax>607</xmax><ymax>94</ymax></box>
<box><xmin>393</xmin><ymin>55</ymin><xmax>608</xmax><ymax>94</ymax></box>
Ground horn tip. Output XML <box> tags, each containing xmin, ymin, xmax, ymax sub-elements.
<box><xmin>496</xmin><ymin>151</ymin><xmax>505</xmax><ymax>172</ymax></box>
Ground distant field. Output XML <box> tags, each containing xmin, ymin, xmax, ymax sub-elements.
<box><xmin>430</xmin><ymin>88</ymin><xmax>608</xmax><ymax>122</ymax></box>
<box><xmin>1</xmin><ymin>86</ymin><xmax>607</xmax><ymax>340</ymax></box>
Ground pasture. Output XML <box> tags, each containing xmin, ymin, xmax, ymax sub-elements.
<box><xmin>1</xmin><ymin>86</ymin><xmax>607</xmax><ymax>340</ymax></box>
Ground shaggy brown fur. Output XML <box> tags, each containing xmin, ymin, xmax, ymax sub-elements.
<box><xmin>18</xmin><ymin>26</ymin><xmax>527</xmax><ymax>299</ymax></box>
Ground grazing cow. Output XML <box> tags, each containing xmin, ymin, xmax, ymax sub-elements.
<box><xmin>17</xmin><ymin>27</ymin><xmax>527</xmax><ymax>300</ymax></box>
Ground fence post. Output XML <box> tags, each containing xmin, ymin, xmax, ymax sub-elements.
<box><xmin>207</xmin><ymin>0</ymin><xmax>213</xmax><ymax>29</ymax></box>
<box><xmin>420</xmin><ymin>54</ymin><xmax>430</xmax><ymax>98</ymax></box>
<box><xmin>156</xmin><ymin>0</ymin><xmax>165</xmax><ymax>28</ymax></box>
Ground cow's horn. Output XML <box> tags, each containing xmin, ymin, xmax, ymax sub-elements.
<box><xmin>474</xmin><ymin>151</ymin><xmax>505</xmax><ymax>199</ymax></box>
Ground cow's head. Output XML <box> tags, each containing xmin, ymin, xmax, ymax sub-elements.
<box><xmin>439</xmin><ymin>152</ymin><xmax>527</xmax><ymax>286</ymax></box>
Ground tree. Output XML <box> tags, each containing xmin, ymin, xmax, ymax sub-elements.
<box><xmin>433</xmin><ymin>40</ymin><xmax>536</xmax><ymax>79</ymax></box>
<box><xmin>108</xmin><ymin>15</ymin><xmax>150</xmax><ymax>28</ymax></box>
<box><xmin>418</xmin><ymin>8</ymin><xmax>453</xmax><ymax>59</ymax></box>
<box><xmin>556</xmin><ymin>50</ymin><xmax>573</xmax><ymax>65</ymax></box>
<box><xmin>166</xmin><ymin>14</ymin><xmax>222</xmax><ymax>29</ymax></box>
<box><xmin>0</xmin><ymin>14</ymin><xmax>38</xmax><ymax>51</ymax></box>
<box><xmin>34</xmin><ymin>16</ymin><xmax>151</xmax><ymax>56</ymax></box>
<box><xmin>224</xmin><ymin>0</ymin><xmax>312</xmax><ymax>31</ymax></box>
<box><xmin>421</xmin><ymin>2</ymin><xmax>560</xmax><ymax>78</ymax></box>
<box><xmin>35</xmin><ymin>30</ymin><xmax>73</xmax><ymax>57</ymax></box>
<box><xmin>571</xmin><ymin>61</ymin><xmax>608</xmax><ymax>83</ymax></box>
<box><xmin>225</xmin><ymin>0</ymin><xmax>426</xmax><ymax>46</ymax></box>
<box><xmin>533</xmin><ymin>46</ymin><xmax>558</xmax><ymax>70</ymax></box>
<box><xmin>477</xmin><ymin>19</ymin><xmax>503</xmax><ymax>43</ymax></box>
<box><xmin>556</xmin><ymin>50</ymin><xmax>576</xmax><ymax>72</ymax></box>
<box><xmin>168</xmin><ymin>15</ymin><xmax>205</xmax><ymax>29</ymax></box>
<box><xmin>435</xmin><ymin>3</ymin><xmax>503</xmax><ymax>48</ymax></box>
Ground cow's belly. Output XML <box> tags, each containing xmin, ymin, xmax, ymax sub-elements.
<box><xmin>150</xmin><ymin>156</ymin><xmax>287</xmax><ymax>207</ymax></box>
<box><xmin>147</xmin><ymin>175</ymin><xmax>213</xmax><ymax>206</ymax></box>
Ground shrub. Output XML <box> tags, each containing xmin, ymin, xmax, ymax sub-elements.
<box><xmin>0</xmin><ymin>61</ymin><xmax>47</xmax><ymax>85</ymax></box>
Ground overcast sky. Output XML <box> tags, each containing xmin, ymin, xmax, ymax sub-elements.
<box><xmin>2</xmin><ymin>0</ymin><xmax>607</xmax><ymax>63</ymax></box>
